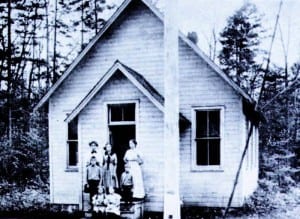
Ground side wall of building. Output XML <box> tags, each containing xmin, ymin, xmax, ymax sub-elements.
<box><xmin>178</xmin><ymin>38</ymin><xmax>246</xmax><ymax>207</ymax></box>
<box><xmin>242</xmin><ymin>120</ymin><xmax>259</xmax><ymax>198</ymax></box>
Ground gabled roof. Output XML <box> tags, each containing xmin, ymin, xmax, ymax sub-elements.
<box><xmin>34</xmin><ymin>0</ymin><xmax>254</xmax><ymax>111</ymax></box>
<box><xmin>65</xmin><ymin>60</ymin><xmax>189</xmax><ymax>123</ymax></box>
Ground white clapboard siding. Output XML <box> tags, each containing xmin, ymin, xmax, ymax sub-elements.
<box><xmin>48</xmin><ymin>0</ymin><xmax>257</xmax><ymax>211</ymax></box>
<box><xmin>178</xmin><ymin>37</ymin><xmax>247</xmax><ymax>207</ymax></box>
<box><xmin>79</xmin><ymin>73</ymin><xmax>164</xmax><ymax>211</ymax></box>
<box><xmin>241</xmin><ymin>121</ymin><xmax>259</xmax><ymax>198</ymax></box>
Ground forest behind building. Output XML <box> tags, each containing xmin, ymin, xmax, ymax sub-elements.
<box><xmin>0</xmin><ymin>0</ymin><xmax>299</xmax><ymax>217</ymax></box>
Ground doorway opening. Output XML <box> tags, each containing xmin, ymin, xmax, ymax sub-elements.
<box><xmin>109</xmin><ymin>125</ymin><xmax>135</xmax><ymax>181</ymax></box>
<box><xmin>107</xmin><ymin>102</ymin><xmax>136</xmax><ymax>183</ymax></box>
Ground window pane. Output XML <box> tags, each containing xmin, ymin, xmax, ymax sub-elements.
<box><xmin>69</xmin><ymin>141</ymin><xmax>78</xmax><ymax>166</ymax></box>
<box><xmin>123</xmin><ymin>103</ymin><xmax>135</xmax><ymax>121</ymax></box>
<box><xmin>109</xmin><ymin>104</ymin><xmax>135</xmax><ymax>122</ymax></box>
<box><xmin>196</xmin><ymin>111</ymin><xmax>207</xmax><ymax>137</ymax></box>
<box><xmin>196</xmin><ymin>139</ymin><xmax>208</xmax><ymax>165</ymax></box>
<box><xmin>209</xmin><ymin>139</ymin><xmax>220</xmax><ymax>165</ymax></box>
<box><xmin>209</xmin><ymin>111</ymin><xmax>220</xmax><ymax>137</ymax></box>
<box><xmin>68</xmin><ymin>117</ymin><xmax>78</xmax><ymax>140</ymax></box>
<box><xmin>110</xmin><ymin>105</ymin><xmax>122</xmax><ymax>121</ymax></box>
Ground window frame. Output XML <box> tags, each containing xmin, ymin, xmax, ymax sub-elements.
<box><xmin>107</xmin><ymin>102</ymin><xmax>136</xmax><ymax>126</ymax></box>
<box><xmin>191</xmin><ymin>106</ymin><xmax>224</xmax><ymax>171</ymax></box>
<box><xmin>66</xmin><ymin>116</ymin><xmax>79</xmax><ymax>171</ymax></box>
<box><xmin>104</xmin><ymin>100</ymin><xmax>139</xmax><ymax>143</ymax></box>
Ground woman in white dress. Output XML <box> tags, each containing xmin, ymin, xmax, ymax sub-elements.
<box><xmin>123</xmin><ymin>139</ymin><xmax>145</xmax><ymax>199</ymax></box>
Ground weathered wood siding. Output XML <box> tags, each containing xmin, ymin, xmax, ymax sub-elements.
<box><xmin>48</xmin><ymin>97</ymin><xmax>81</xmax><ymax>204</ymax></box>
<box><xmin>242</xmin><ymin>121</ymin><xmax>259</xmax><ymax>198</ymax></box>
<box><xmin>178</xmin><ymin>38</ymin><xmax>246</xmax><ymax>207</ymax></box>
<box><xmin>79</xmin><ymin>72</ymin><xmax>164</xmax><ymax>211</ymax></box>
<box><xmin>48</xmin><ymin>1</ymin><xmax>165</xmax><ymax>207</ymax></box>
<box><xmin>48</xmin><ymin>0</ymin><xmax>256</xmax><ymax>211</ymax></box>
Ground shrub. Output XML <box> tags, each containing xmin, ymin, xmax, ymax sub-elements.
<box><xmin>0</xmin><ymin>186</ymin><xmax>49</xmax><ymax>212</ymax></box>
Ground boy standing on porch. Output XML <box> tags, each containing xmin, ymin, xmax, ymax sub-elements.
<box><xmin>87</xmin><ymin>156</ymin><xmax>102</xmax><ymax>210</ymax></box>
<box><xmin>120</xmin><ymin>163</ymin><xmax>133</xmax><ymax>204</ymax></box>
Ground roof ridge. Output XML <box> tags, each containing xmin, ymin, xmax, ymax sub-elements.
<box><xmin>34</xmin><ymin>0</ymin><xmax>254</xmax><ymax>111</ymax></box>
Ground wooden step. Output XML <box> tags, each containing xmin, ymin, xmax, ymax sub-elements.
<box><xmin>82</xmin><ymin>201</ymin><xmax>144</xmax><ymax>219</ymax></box>
<box><xmin>120</xmin><ymin>201</ymin><xmax>144</xmax><ymax>219</ymax></box>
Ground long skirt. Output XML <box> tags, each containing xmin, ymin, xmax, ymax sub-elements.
<box><xmin>103</xmin><ymin>169</ymin><xmax>118</xmax><ymax>190</ymax></box>
<box><xmin>128</xmin><ymin>161</ymin><xmax>145</xmax><ymax>199</ymax></box>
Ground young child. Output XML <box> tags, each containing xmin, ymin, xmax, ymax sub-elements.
<box><xmin>120</xmin><ymin>163</ymin><xmax>133</xmax><ymax>204</ymax></box>
<box><xmin>86</xmin><ymin>156</ymin><xmax>102</xmax><ymax>210</ymax></box>
<box><xmin>104</xmin><ymin>187</ymin><xmax>121</xmax><ymax>219</ymax></box>
<box><xmin>92</xmin><ymin>186</ymin><xmax>106</xmax><ymax>218</ymax></box>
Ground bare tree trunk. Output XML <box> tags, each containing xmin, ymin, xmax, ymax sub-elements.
<box><xmin>278</xmin><ymin>21</ymin><xmax>290</xmax><ymax>137</ymax></box>
<box><xmin>7</xmin><ymin>0</ymin><xmax>12</xmax><ymax>147</ymax></box>
<box><xmin>14</xmin><ymin>15</ymin><xmax>29</xmax><ymax>85</ymax></box>
<box><xmin>28</xmin><ymin>3</ymin><xmax>38</xmax><ymax>100</ymax></box>
<box><xmin>94</xmin><ymin>0</ymin><xmax>98</xmax><ymax>34</ymax></box>
<box><xmin>223</xmin><ymin>124</ymin><xmax>254</xmax><ymax>218</ymax></box>
<box><xmin>38</xmin><ymin>42</ymin><xmax>42</xmax><ymax>90</ymax></box>
<box><xmin>53</xmin><ymin>0</ymin><xmax>58</xmax><ymax>82</ymax></box>
<box><xmin>223</xmin><ymin>1</ymin><xmax>283</xmax><ymax>218</ymax></box>
<box><xmin>163</xmin><ymin>0</ymin><xmax>180</xmax><ymax>218</ymax></box>
<box><xmin>0</xmin><ymin>32</ymin><xmax>6</xmax><ymax>89</ymax></box>
<box><xmin>212</xmin><ymin>27</ymin><xmax>217</xmax><ymax>62</ymax></box>
<box><xmin>257</xmin><ymin>0</ymin><xmax>282</xmax><ymax>105</ymax></box>
<box><xmin>81</xmin><ymin>0</ymin><xmax>84</xmax><ymax>50</ymax></box>
<box><xmin>45</xmin><ymin>0</ymin><xmax>50</xmax><ymax>87</ymax></box>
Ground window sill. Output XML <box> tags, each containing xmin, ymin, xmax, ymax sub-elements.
<box><xmin>191</xmin><ymin>165</ymin><xmax>224</xmax><ymax>172</ymax></box>
<box><xmin>65</xmin><ymin>167</ymin><xmax>79</xmax><ymax>172</ymax></box>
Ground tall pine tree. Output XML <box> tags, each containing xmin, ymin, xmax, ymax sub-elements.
<box><xmin>218</xmin><ymin>3</ymin><xmax>264</xmax><ymax>92</ymax></box>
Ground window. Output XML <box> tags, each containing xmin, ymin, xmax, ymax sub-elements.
<box><xmin>192</xmin><ymin>107</ymin><xmax>222</xmax><ymax>170</ymax></box>
<box><xmin>67</xmin><ymin>117</ymin><xmax>78</xmax><ymax>168</ymax></box>
<box><xmin>108</xmin><ymin>103</ymin><xmax>135</xmax><ymax>124</ymax></box>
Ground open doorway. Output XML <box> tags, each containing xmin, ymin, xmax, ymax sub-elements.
<box><xmin>107</xmin><ymin>102</ymin><xmax>137</xmax><ymax>185</ymax></box>
<box><xmin>109</xmin><ymin>125</ymin><xmax>135</xmax><ymax>182</ymax></box>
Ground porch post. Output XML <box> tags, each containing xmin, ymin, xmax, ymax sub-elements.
<box><xmin>163</xmin><ymin>0</ymin><xmax>181</xmax><ymax>218</ymax></box>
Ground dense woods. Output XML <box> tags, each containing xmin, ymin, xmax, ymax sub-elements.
<box><xmin>0</xmin><ymin>0</ymin><xmax>116</xmax><ymax>211</ymax></box>
<box><xmin>218</xmin><ymin>2</ymin><xmax>299</xmax><ymax>215</ymax></box>
<box><xmin>0</xmin><ymin>0</ymin><xmax>299</xmax><ymax>216</ymax></box>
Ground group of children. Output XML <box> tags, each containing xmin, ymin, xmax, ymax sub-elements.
<box><xmin>86</xmin><ymin>140</ymin><xmax>142</xmax><ymax>218</ymax></box>
<box><xmin>88</xmin><ymin>163</ymin><xmax>134</xmax><ymax>218</ymax></box>
<box><xmin>91</xmin><ymin>186</ymin><xmax>122</xmax><ymax>219</ymax></box>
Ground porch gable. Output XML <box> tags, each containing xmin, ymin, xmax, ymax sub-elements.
<box><xmin>65</xmin><ymin>60</ymin><xmax>183</xmax><ymax>123</ymax></box>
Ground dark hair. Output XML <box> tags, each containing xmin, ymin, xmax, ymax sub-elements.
<box><xmin>105</xmin><ymin>142</ymin><xmax>111</xmax><ymax>147</ymax></box>
<box><xmin>104</xmin><ymin>142</ymin><xmax>113</xmax><ymax>154</ymax></box>
<box><xmin>129</xmin><ymin>139</ymin><xmax>137</xmax><ymax>145</ymax></box>
<box><xmin>89</xmin><ymin>141</ymin><xmax>98</xmax><ymax>147</ymax></box>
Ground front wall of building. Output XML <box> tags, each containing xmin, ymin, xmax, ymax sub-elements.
<box><xmin>48</xmin><ymin>99</ymin><xmax>81</xmax><ymax>204</ymax></box>
<box><xmin>48</xmin><ymin>1</ymin><xmax>165</xmax><ymax>207</ymax></box>
<box><xmin>48</xmin><ymin>0</ymin><xmax>255</xmax><ymax>211</ymax></box>
<box><xmin>79</xmin><ymin>73</ymin><xmax>164</xmax><ymax>211</ymax></box>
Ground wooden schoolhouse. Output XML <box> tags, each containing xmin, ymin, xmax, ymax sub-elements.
<box><xmin>35</xmin><ymin>0</ymin><xmax>261</xmax><ymax>212</ymax></box>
